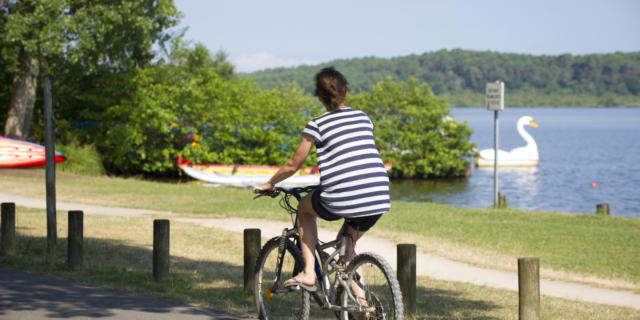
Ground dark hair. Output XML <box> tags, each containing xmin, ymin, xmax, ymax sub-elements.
<box><xmin>314</xmin><ymin>67</ymin><xmax>348</xmax><ymax>111</ymax></box>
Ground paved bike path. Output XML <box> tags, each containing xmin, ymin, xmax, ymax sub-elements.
<box><xmin>1</xmin><ymin>192</ymin><xmax>639</xmax><ymax>311</ymax></box>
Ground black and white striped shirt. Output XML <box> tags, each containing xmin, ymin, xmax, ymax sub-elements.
<box><xmin>303</xmin><ymin>107</ymin><xmax>390</xmax><ymax>218</ymax></box>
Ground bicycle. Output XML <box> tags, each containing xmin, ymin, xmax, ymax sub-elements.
<box><xmin>253</xmin><ymin>185</ymin><xmax>403</xmax><ymax>320</ymax></box>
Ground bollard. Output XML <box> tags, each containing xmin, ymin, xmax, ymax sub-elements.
<box><xmin>397</xmin><ymin>243</ymin><xmax>416</xmax><ymax>315</ymax></box>
<box><xmin>67</xmin><ymin>211</ymin><xmax>84</xmax><ymax>271</ymax></box>
<box><xmin>1</xmin><ymin>203</ymin><xmax>16</xmax><ymax>256</ymax></box>
<box><xmin>153</xmin><ymin>219</ymin><xmax>170</xmax><ymax>281</ymax></box>
<box><xmin>518</xmin><ymin>257</ymin><xmax>540</xmax><ymax>320</ymax></box>
<box><xmin>499</xmin><ymin>192</ymin><xmax>507</xmax><ymax>208</ymax></box>
<box><xmin>596</xmin><ymin>203</ymin><xmax>610</xmax><ymax>216</ymax></box>
<box><xmin>244</xmin><ymin>228</ymin><xmax>261</xmax><ymax>291</ymax></box>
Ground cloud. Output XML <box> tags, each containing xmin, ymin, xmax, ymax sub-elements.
<box><xmin>231</xmin><ymin>52</ymin><xmax>319</xmax><ymax>73</ymax></box>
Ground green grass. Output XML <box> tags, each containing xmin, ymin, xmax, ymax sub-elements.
<box><xmin>378</xmin><ymin>202</ymin><xmax>640</xmax><ymax>286</ymax></box>
<box><xmin>56</xmin><ymin>142</ymin><xmax>105</xmax><ymax>176</ymax></box>
<box><xmin>2</xmin><ymin>208</ymin><xmax>638</xmax><ymax>320</ymax></box>
<box><xmin>1</xmin><ymin>170</ymin><xmax>639</xmax><ymax>288</ymax></box>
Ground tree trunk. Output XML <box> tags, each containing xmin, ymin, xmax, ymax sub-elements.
<box><xmin>4</xmin><ymin>53</ymin><xmax>39</xmax><ymax>139</ymax></box>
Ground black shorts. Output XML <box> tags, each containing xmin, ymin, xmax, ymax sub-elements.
<box><xmin>311</xmin><ymin>189</ymin><xmax>382</xmax><ymax>232</ymax></box>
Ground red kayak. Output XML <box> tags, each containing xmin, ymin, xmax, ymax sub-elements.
<box><xmin>0</xmin><ymin>136</ymin><xmax>66</xmax><ymax>168</ymax></box>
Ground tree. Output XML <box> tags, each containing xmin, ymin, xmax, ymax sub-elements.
<box><xmin>96</xmin><ymin>44</ymin><xmax>319</xmax><ymax>175</ymax></box>
<box><xmin>0</xmin><ymin>0</ymin><xmax>180</xmax><ymax>139</ymax></box>
<box><xmin>348</xmin><ymin>77</ymin><xmax>476</xmax><ymax>178</ymax></box>
<box><xmin>163</xmin><ymin>39</ymin><xmax>235</xmax><ymax>80</ymax></box>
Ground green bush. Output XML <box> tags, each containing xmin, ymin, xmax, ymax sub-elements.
<box><xmin>56</xmin><ymin>142</ymin><xmax>105</xmax><ymax>176</ymax></box>
<box><xmin>97</xmin><ymin>63</ymin><xmax>320</xmax><ymax>175</ymax></box>
<box><xmin>348</xmin><ymin>77</ymin><xmax>476</xmax><ymax>178</ymax></box>
<box><xmin>61</xmin><ymin>44</ymin><xmax>475</xmax><ymax>178</ymax></box>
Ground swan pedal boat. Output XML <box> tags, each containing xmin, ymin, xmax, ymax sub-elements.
<box><xmin>178</xmin><ymin>156</ymin><xmax>392</xmax><ymax>188</ymax></box>
<box><xmin>475</xmin><ymin>116</ymin><xmax>539</xmax><ymax>168</ymax></box>
<box><xmin>0</xmin><ymin>136</ymin><xmax>66</xmax><ymax>168</ymax></box>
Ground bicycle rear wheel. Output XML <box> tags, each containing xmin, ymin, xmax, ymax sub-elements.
<box><xmin>342</xmin><ymin>252</ymin><xmax>404</xmax><ymax>320</ymax></box>
<box><xmin>254</xmin><ymin>236</ymin><xmax>310</xmax><ymax>320</ymax></box>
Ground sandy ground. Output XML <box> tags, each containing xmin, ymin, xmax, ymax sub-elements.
<box><xmin>0</xmin><ymin>191</ymin><xmax>638</xmax><ymax>310</ymax></box>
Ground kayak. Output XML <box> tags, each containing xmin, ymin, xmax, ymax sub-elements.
<box><xmin>177</xmin><ymin>156</ymin><xmax>392</xmax><ymax>188</ymax></box>
<box><xmin>0</xmin><ymin>136</ymin><xmax>66</xmax><ymax>168</ymax></box>
<box><xmin>177</xmin><ymin>156</ymin><xmax>319</xmax><ymax>188</ymax></box>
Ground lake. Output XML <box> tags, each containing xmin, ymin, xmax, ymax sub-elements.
<box><xmin>389</xmin><ymin>107</ymin><xmax>640</xmax><ymax>218</ymax></box>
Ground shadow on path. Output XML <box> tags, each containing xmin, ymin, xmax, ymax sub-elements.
<box><xmin>0</xmin><ymin>266</ymin><xmax>249</xmax><ymax>319</ymax></box>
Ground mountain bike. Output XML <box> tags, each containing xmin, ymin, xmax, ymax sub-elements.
<box><xmin>253</xmin><ymin>186</ymin><xmax>403</xmax><ymax>320</ymax></box>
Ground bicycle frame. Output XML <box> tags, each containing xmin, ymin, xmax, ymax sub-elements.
<box><xmin>256</xmin><ymin>186</ymin><xmax>374</xmax><ymax>315</ymax></box>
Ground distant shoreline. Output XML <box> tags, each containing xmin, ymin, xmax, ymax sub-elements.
<box><xmin>449</xmin><ymin>105</ymin><xmax>640</xmax><ymax>108</ymax></box>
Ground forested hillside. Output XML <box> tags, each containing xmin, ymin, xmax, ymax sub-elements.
<box><xmin>248</xmin><ymin>49</ymin><xmax>640</xmax><ymax>107</ymax></box>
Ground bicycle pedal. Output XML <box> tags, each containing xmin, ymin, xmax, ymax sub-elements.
<box><xmin>287</xmin><ymin>284</ymin><xmax>301</xmax><ymax>291</ymax></box>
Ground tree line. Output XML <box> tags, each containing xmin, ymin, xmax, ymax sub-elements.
<box><xmin>248</xmin><ymin>49</ymin><xmax>640</xmax><ymax>107</ymax></box>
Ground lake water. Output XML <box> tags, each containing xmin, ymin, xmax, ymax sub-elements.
<box><xmin>389</xmin><ymin>107</ymin><xmax>640</xmax><ymax>218</ymax></box>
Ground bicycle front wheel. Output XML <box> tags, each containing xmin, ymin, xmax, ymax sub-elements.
<box><xmin>254</xmin><ymin>236</ymin><xmax>310</xmax><ymax>320</ymax></box>
<box><xmin>342</xmin><ymin>252</ymin><xmax>404</xmax><ymax>320</ymax></box>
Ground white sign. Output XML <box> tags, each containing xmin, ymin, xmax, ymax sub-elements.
<box><xmin>486</xmin><ymin>81</ymin><xmax>504</xmax><ymax>111</ymax></box>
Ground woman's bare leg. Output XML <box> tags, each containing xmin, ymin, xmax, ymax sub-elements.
<box><xmin>339</xmin><ymin>223</ymin><xmax>370</xmax><ymax>315</ymax></box>
<box><xmin>283</xmin><ymin>193</ymin><xmax>318</xmax><ymax>286</ymax></box>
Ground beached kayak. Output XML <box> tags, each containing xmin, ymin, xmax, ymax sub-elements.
<box><xmin>0</xmin><ymin>136</ymin><xmax>66</xmax><ymax>168</ymax></box>
<box><xmin>177</xmin><ymin>156</ymin><xmax>391</xmax><ymax>188</ymax></box>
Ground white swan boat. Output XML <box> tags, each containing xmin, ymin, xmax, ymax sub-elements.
<box><xmin>475</xmin><ymin>116</ymin><xmax>539</xmax><ymax>167</ymax></box>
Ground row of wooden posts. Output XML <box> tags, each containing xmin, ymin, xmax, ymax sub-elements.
<box><xmin>496</xmin><ymin>194</ymin><xmax>612</xmax><ymax>216</ymax></box>
<box><xmin>4</xmin><ymin>202</ymin><xmax>615</xmax><ymax>318</ymax></box>
<box><xmin>0</xmin><ymin>203</ymin><xmax>172</xmax><ymax>280</ymax></box>
<box><xmin>2</xmin><ymin>202</ymin><xmax>548</xmax><ymax>319</ymax></box>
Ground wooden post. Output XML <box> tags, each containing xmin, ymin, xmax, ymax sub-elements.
<box><xmin>518</xmin><ymin>257</ymin><xmax>540</xmax><ymax>320</ymax></box>
<box><xmin>596</xmin><ymin>203</ymin><xmax>610</xmax><ymax>216</ymax></box>
<box><xmin>44</xmin><ymin>75</ymin><xmax>57</xmax><ymax>256</ymax></box>
<box><xmin>67</xmin><ymin>211</ymin><xmax>83</xmax><ymax>271</ymax></box>
<box><xmin>153</xmin><ymin>219</ymin><xmax>170</xmax><ymax>281</ymax></box>
<box><xmin>498</xmin><ymin>192</ymin><xmax>507</xmax><ymax>208</ymax></box>
<box><xmin>244</xmin><ymin>228</ymin><xmax>261</xmax><ymax>291</ymax></box>
<box><xmin>1</xmin><ymin>203</ymin><xmax>16</xmax><ymax>256</ymax></box>
<box><xmin>397</xmin><ymin>243</ymin><xmax>416</xmax><ymax>315</ymax></box>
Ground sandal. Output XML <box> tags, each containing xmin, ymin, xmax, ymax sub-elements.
<box><xmin>283</xmin><ymin>276</ymin><xmax>317</xmax><ymax>292</ymax></box>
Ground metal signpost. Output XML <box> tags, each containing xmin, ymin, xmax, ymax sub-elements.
<box><xmin>486</xmin><ymin>81</ymin><xmax>504</xmax><ymax>207</ymax></box>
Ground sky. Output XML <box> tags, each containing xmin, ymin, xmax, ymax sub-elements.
<box><xmin>173</xmin><ymin>0</ymin><xmax>640</xmax><ymax>73</ymax></box>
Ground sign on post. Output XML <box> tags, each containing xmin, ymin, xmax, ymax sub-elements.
<box><xmin>486</xmin><ymin>81</ymin><xmax>504</xmax><ymax>111</ymax></box>
<box><xmin>486</xmin><ymin>80</ymin><xmax>505</xmax><ymax>207</ymax></box>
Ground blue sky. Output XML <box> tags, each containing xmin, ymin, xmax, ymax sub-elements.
<box><xmin>173</xmin><ymin>0</ymin><xmax>640</xmax><ymax>73</ymax></box>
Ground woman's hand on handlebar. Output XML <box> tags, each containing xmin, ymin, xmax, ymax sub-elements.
<box><xmin>253</xmin><ymin>181</ymin><xmax>275</xmax><ymax>194</ymax></box>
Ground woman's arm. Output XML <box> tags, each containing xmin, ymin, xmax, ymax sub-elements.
<box><xmin>254</xmin><ymin>134</ymin><xmax>315</xmax><ymax>191</ymax></box>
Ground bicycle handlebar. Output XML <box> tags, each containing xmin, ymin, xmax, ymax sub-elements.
<box><xmin>253</xmin><ymin>185</ymin><xmax>318</xmax><ymax>200</ymax></box>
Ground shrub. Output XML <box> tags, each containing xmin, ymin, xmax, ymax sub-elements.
<box><xmin>348</xmin><ymin>77</ymin><xmax>476</xmax><ymax>178</ymax></box>
<box><xmin>56</xmin><ymin>142</ymin><xmax>105</xmax><ymax>176</ymax></box>
<box><xmin>98</xmin><ymin>64</ymin><xmax>319</xmax><ymax>175</ymax></box>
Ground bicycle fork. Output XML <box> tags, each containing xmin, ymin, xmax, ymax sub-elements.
<box><xmin>267</xmin><ymin>228</ymin><xmax>298</xmax><ymax>298</ymax></box>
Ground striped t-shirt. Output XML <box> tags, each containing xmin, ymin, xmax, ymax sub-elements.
<box><xmin>302</xmin><ymin>107</ymin><xmax>390</xmax><ymax>218</ymax></box>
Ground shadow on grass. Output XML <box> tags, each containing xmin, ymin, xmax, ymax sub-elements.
<box><xmin>1</xmin><ymin>232</ymin><xmax>500</xmax><ymax>320</ymax></box>
<box><xmin>415</xmin><ymin>286</ymin><xmax>500</xmax><ymax>320</ymax></box>
<box><xmin>0</xmin><ymin>233</ymin><xmax>251</xmax><ymax>319</ymax></box>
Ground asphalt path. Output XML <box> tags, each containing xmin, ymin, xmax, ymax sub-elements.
<box><xmin>0</xmin><ymin>267</ymin><xmax>252</xmax><ymax>320</ymax></box>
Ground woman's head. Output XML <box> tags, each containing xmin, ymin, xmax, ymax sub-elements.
<box><xmin>314</xmin><ymin>67</ymin><xmax>348</xmax><ymax>111</ymax></box>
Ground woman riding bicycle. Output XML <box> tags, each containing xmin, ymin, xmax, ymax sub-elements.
<box><xmin>253</xmin><ymin>67</ymin><xmax>391</xmax><ymax>297</ymax></box>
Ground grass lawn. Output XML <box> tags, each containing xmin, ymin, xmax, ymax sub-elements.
<box><xmin>1</xmin><ymin>208</ymin><xmax>638</xmax><ymax>319</ymax></box>
<box><xmin>0</xmin><ymin>169</ymin><xmax>640</xmax><ymax>319</ymax></box>
<box><xmin>1</xmin><ymin>169</ymin><xmax>638</xmax><ymax>290</ymax></box>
